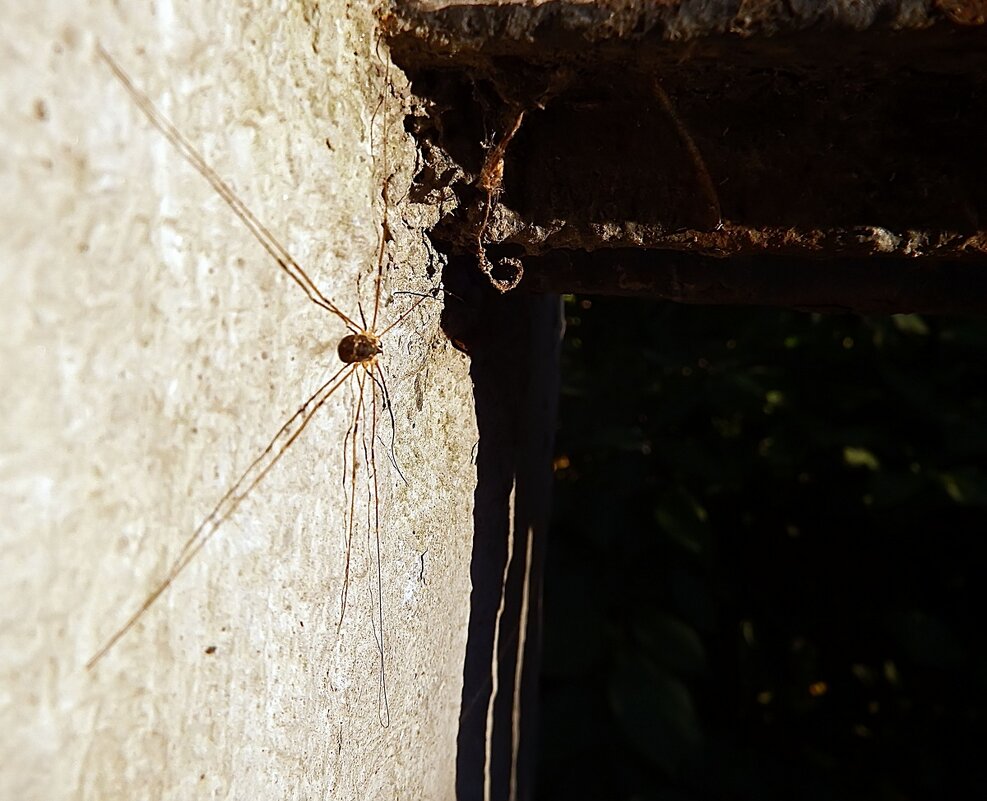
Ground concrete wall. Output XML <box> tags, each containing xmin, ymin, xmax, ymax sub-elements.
<box><xmin>0</xmin><ymin>1</ymin><xmax>475</xmax><ymax>798</ymax></box>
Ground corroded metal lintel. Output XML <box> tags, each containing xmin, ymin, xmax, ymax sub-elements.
<box><xmin>384</xmin><ymin>1</ymin><xmax>987</xmax><ymax>308</ymax></box>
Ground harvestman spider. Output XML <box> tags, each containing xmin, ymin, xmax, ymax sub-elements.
<box><xmin>87</xmin><ymin>43</ymin><xmax>426</xmax><ymax>727</ymax></box>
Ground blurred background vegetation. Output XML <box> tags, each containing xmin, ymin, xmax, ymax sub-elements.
<box><xmin>538</xmin><ymin>296</ymin><xmax>987</xmax><ymax>800</ymax></box>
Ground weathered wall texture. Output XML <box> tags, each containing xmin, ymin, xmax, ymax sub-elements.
<box><xmin>0</xmin><ymin>1</ymin><xmax>475</xmax><ymax>798</ymax></box>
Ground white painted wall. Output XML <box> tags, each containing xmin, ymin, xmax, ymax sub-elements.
<box><xmin>0</xmin><ymin>1</ymin><xmax>475</xmax><ymax>798</ymax></box>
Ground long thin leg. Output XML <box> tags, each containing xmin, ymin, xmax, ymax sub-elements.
<box><xmin>337</xmin><ymin>367</ymin><xmax>368</xmax><ymax>629</ymax></box>
<box><xmin>377</xmin><ymin>292</ymin><xmax>429</xmax><ymax>338</ymax></box>
<box><xmin>367</xmin><ymin>361</ymin><xmax>406</xmax><ymax>485</ymax></box>
<box><xmin>341</xmin><ymin>379</ymin><xmax>359</xmax><ymax>493</ymax></box>
<box><xmin>652</xmin><ymin>75</ymin><xmax>722</xmax><ymax>230</ymax></box>
<box><xmin>370</xmin><ymin>43</ymin><xmax>392</xmax><ymax>331</ymax></box>
<box><xmin>366</xmin><ymin>363</ymin><xmax>390</xmax><ymax>727</ymax></box>
<box><xmin>96</xmin><ymin>43</ymin><xmax>361</xmax><ymax>332</ymax></box>
<box><xmin>87</xmin><ymin>362</ymin><xmax>357</xmax><ymax>669</ymax></box>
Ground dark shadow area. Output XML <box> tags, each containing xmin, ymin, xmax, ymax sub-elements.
<box><xmin>520</xmin><ymin>250</ymin><xmax>987</xmax><ymax>315</ymax></box>
<box><xmin>504</xmin><ymin>66</ymin><xmax>987</xmax><ymax>232</ymax></box>
<box><xmin>539</xmin><ymin>297</ymin><xmax>987</xmax><ymax>800</ymax></box>
<box><xmin>531</xmin><ymin>67</ymin><xmax>985</xmax><ymax>232</ymax></box>
<box><xmin>389</xmin><ymin>13</ymin><xmax>987</xmax><ymax>797</ymax></box>
<box><xmin>398</xmin><ymin>35</ymin><xmax>987</xmax><ymax>261</ymax></box>
<box><xmin>444</xmin><ymin>257</ymin><xmax>561</xmax><ymax>801</ymax></box>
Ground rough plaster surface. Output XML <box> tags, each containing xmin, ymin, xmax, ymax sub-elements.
<box><xmin>0</xmin><ymin>1</ymin><xmax>475</xmax><ymax>798</ymax></box>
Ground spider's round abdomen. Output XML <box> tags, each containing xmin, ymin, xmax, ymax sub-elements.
<box><xmin>337</xmin><ymin>333</ymin><xmax>382</xmax><ymax>364</ymax></box>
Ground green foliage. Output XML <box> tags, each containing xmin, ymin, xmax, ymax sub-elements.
<box><xmin>539</xmin><ymin>297</ymin><xmax>987</xmax><ymax>800</ymax></box>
